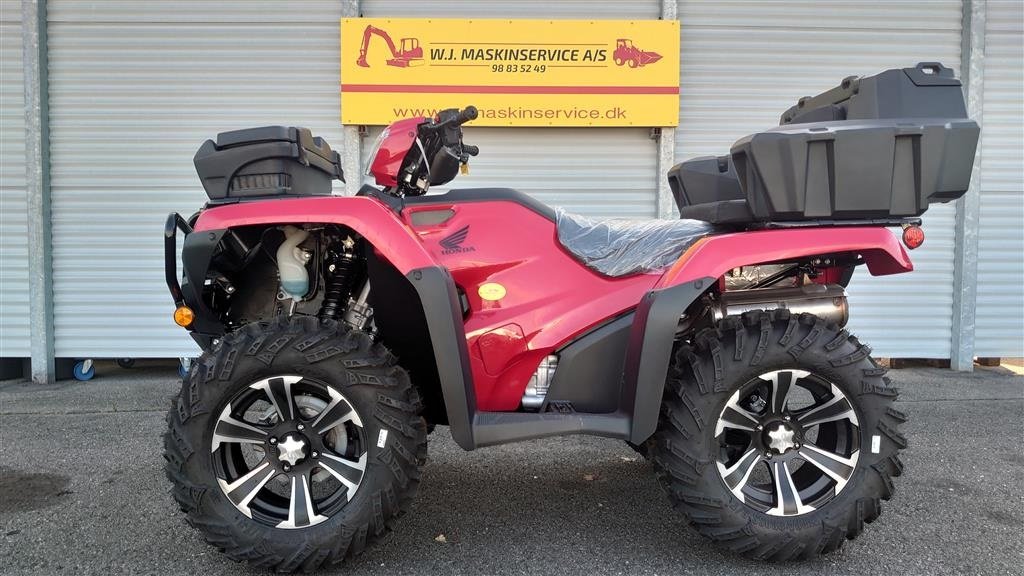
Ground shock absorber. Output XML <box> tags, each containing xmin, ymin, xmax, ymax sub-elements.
<box><xmin>318</xmin><ymin>237</ymin><xmax>357</xmax><ymax>320</ymax></box>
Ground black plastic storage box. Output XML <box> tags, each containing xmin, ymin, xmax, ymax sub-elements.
<box><xmin>667</xmin><ymin>155</ymin><xmax>743</xmax><ymax>208</ymax></box>
<box><xmin>731</xmin><ymin>116</ymin><xmax>979</xmax><ymax>220</ymax></box>
<box><xmin>779</xmin><ymin>62</ymin><xmax>972</xmax><ymax>124</ymax></box>
<box><xmin>671</xmin><ymin>63</ymin><xmax>980</xmax><ymax>224</ymax></box>
<box><xmin>194</xmin><ymin>126</ymin><xmax>343</xmax><ymax>203</ymax></box>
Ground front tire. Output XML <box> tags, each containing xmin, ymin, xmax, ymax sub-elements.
<box><xmin>164</xmin><ymin>317</ymin><xmax>427</xmax><ymax>572</ymax></box>
<box><xmin>651</xmin><ymin>311</ymin><xmax>906</xmax><ymax>560</ymax></box>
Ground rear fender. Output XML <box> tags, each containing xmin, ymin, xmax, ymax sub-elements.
<box><xmin>625</xmin><ymin>226</ymin><xmax>913</xmax><ymax>444</ymax></box>
<box><xmin>656</xmin><ymin>226</ymin><xmax>913</xmax><ymax>289</ymax></box>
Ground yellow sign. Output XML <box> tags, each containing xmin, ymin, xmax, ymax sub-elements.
<box><xmin>340</xmin><ymin>18</ymin><xmax>680</xmax><ymax>127</ymax></box>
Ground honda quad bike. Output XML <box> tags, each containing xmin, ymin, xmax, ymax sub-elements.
<box><xmin>163</xmin><ymin>63</ymin><xmax>978</xmax><ymax>571</ymax></box>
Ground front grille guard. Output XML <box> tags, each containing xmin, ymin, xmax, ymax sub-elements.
<box><xmin>164</xmin><ymin>212</ymin><xmax>193</xmax><ymax>307</ymax></box>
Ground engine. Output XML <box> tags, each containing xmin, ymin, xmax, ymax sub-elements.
<box><xmin>200</xmin><ymin>224</ymin><xmax>375</xmax><ymax>335</ymax></box>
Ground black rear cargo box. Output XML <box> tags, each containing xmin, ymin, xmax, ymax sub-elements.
<box><xmin>780</xmin><ymin>62</ymin><xmax>969</xmax><ymax>124</ymax></box>
<box><xmin>731</xmin><ymin>117</ymin><xmax>979</xmax><ymax>220</ymax></box>
<box><xmin>194</xmin><ymin>126</ymin><xmax>343</xmax><ymax>203</ymax></box>
<box><xmin>671</xmin><ymin>63</ymin><xmax>980</xmax><ymax>224</ymax></box>
<box><xmin>667</xmin><ymin>155</ymin><xmax>743</xmax><ymax>208</ymax></box>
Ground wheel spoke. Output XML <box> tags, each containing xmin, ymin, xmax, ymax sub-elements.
<box><xmin>716</xmin><ymin>448</ymin><xmax>761</xmax><ymax>500</ymax></box>
<box><xmin>767</xmin><ymin>460</ymin><xmax>814</xmax><ymax>516</ymax></box>
<box><xmin>794</xmin><ymin>384</ymin><xmax>859</xmax><ymax>428</ymax></box>
<box><xmin>250</xmin><ymin>375</ymin><xmax>302</xmax><ymax>422</ymax></box>
<box><xmin>765</xmin><ymin>369</ymin><xmax>806</xmax><ymax>415</ymax></box>
<box><xmin>311</xmin><ymin>386</ymin><xmax>363</xmax><ymax>434</ymax></box>
<box><xmin>715</xmin><ymin>390</ymin><xmax>760</xmax><ymax>436</ymax></box>
<box><xmin>799</xmin><ymin>443</ymin><xmax>859</xmax><ymax>491</ymax></box>
<box><xmin>318</xmin><ymin>452</ymin><xmax>367</xmax><ymax>501</ymax></box>
<box><xmin>217</xmin><ymin>460</ymin><xmax>275</xmax><ymax>518</ymax></box>
<box><xmin>212</xmin><ymin>404</ymin><xmax>268</xmax><ymax>451</ymax></box>
<box><xmin>277</xmin><ymin>470</ymin><xmax>328</xmax><ymax>529</ymax></box>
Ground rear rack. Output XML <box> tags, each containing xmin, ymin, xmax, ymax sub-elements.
<box><xmin>750</xmin><ymin>217</ymin><xmax>922</xmax><ymax>230</ymax></box>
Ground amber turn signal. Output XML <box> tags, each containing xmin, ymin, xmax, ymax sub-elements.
<box><xmin>173</xmin><ymin>306</ymin><xmax>195</xmax><ymax>328</ymax></box>
<box><xmin>902</xmin><ymin>225</ymin><xmax>925</xmax><ymax>250</ymax></box>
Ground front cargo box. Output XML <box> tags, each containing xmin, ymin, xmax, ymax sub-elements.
<box><xmin>194</xmin><ymin>126</ymin><xmax>343</xmax><ymax>204</ymax></box>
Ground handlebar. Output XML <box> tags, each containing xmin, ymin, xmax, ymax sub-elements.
<box><xmin>454</xmin><ymin>106</ymin><xmax>478</xmax><ymax>125</ymax></box>
<box><xmin>421</xmin><ymin>106</ymin><xmax>478</xmax><ymax>133</ymax></box>
<box><xmin>411</xmin><ymin>106</ymin><xmax>479</xmax><ymax>186</ymax></box>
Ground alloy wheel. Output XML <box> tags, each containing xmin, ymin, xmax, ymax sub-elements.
<box><xmin>211</xmin><ymin>375</ymin><xmax>367</xmax><ymax>529</ymax></box>
<box><xmin>714</xmin><ymin>369</ymin><xmax>860</xmax><ymax>517</ymax></box>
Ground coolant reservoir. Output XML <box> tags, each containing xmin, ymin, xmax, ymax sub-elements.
<box><xmin>277</xmin><ymin>225</ymin><xmax>310</xmax><ymax>300</ymax></box>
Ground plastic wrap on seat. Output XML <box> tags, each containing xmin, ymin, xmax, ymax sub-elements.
<box><xmin>556</xmin><ymin>210</ymin><xmax>716</xmax><ymax>277</ymax></box>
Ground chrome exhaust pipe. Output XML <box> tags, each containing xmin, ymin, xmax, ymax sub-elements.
<box><xmin>715</xmin><ymin>284</ymin><xmax>849</xmax><ymax>327</ymax></box>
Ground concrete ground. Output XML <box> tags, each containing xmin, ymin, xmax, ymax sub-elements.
<box><xmin>1</xmin><ymin>362</ymin><xmax>1021</xmax><ymax>576</ymax></box>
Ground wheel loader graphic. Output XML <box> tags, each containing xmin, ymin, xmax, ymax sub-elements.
<box><xmin>356</xmin><ymin>25</ymin><xmax>423</xmax><ymax>68</ymax></box>
<box><xmin>613</xmin><ymin>38</ymin><xmax>662</xmax><ymax>68</ymax></box>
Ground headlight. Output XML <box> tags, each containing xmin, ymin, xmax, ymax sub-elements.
<box><xmin>364</xmin><ymin>127</ymin><xmax>390</xmax><ymax>176</ymax></box>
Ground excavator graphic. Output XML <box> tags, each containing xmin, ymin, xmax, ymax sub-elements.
<box><xmin>356</xmin><ymin>25</ymin><xmax>423</xmax><ymax>68</ymax></box>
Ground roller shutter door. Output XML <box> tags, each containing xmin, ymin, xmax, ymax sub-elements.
<box><xmin>360</xmin><ymin>1</ymin><xmax>660</xmax><ymax>218</ymax></box>
<box><xmin>0</xmin><ymin>0</ymin><xmax>29</xmax><ymax>358</ymax></box>
<box><xmin>675</xmin><ymin>0</ymin><xmax>963</xmax><ymax>358</ymax></box>
<box><xmin>975</xmin><ymin>0</ymin><xmax>1024</xmax><ymax>357</ymax></box>
<box><xmin>360</xmin><ymin>1</ymin><xmax>660</xmax><ymax>19</ymax></box>
<box><xmin>46</xmin><ymin>1</ymin><xmax>346</xmax><ymax>357</ymax></box>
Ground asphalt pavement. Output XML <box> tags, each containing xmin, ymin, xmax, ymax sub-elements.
<box><xmin>1</xmin><ymin>362</ymin><xmax>1022</xmax><ymax>576</ymax></box>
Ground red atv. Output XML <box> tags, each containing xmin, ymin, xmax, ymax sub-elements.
<box><xmin>163</xmin><ymin>63</ymin><xmax>978</xmax><ymax>571</ymax></box>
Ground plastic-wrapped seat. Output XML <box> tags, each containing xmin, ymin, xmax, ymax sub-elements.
<box><xmin>556</xmin><ymin>210</ymin><xmax>716</xmax><ymax>277</ymax></box>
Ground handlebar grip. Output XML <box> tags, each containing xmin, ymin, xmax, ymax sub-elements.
<box><xmin>456</xmin><ymin>106</ymin><xmax>478</xmax><ymax>125</ymax></box>
<box><xmin>462</xmin><ymin>144</ymin><xmax>480</xmax><ymax>157</ymax></box>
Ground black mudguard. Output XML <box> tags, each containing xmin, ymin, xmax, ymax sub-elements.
<box><xmin>624</xmin><ymin>277</ymin><xmax>715</xmax><ymax>444</ymax></box>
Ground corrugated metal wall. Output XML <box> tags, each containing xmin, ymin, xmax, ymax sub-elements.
<box><xmin>0</xmin><ymin>0</ymin><xmax>29</xmax><ymax>357</ymax></box>
<box><xmin>46</xmin><ymin>1</ymin><xmax>346</xmax><ymax>357</ymax></box>
<box><xmin>975</xmin><ymin>0</ymin><xmax>1024</xmax><ymax>357</ymax></box>
<box><xmin>360</xmin><ymin>1</ymin><xmax>661</xmax><ymax>218</ymax></box>
<box><xmin>674</xmin><ymin>0</ymin><xmax>963</xmax><ymax>358</ymax></box>
<box><xmin>360</xmin><ymin>1</ymin><xmax>660</xmax><ymax>18</ymax></box>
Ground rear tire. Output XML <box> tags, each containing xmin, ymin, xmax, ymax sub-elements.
<box><xmin>164</xmin><ymin>317</ymin><xmax>427</xmax><ymax>572</ymax></box>
<box><xmin>651</xmin><ymin>311</ymin><xmax>905</xmax><ymax>560</ymax></box>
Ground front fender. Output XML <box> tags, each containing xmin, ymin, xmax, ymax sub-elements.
<box><xmin>193</xmin><ymin>196</ymin><xmax>437</xmax><ymax>274</ymax></box>
<box><xmin>626</xmin><ymin>226</ymin><xmax>914</xmax><ymax>444</ymax></box>
<box><xmin>187</xmin><ymin>197</ymin><xmax>481</xmax><ymax>448</ymax></box>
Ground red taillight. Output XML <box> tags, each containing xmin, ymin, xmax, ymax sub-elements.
<box><xmin>902</xmin><ymin>225</ymin><xmax>925</xmax><ymax>249</ymax></box>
